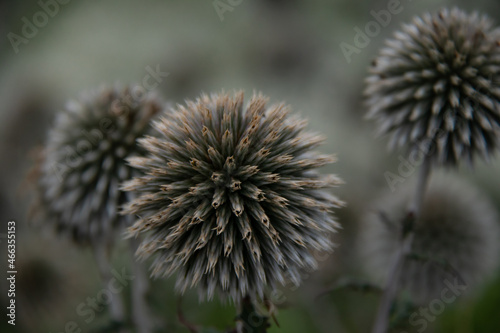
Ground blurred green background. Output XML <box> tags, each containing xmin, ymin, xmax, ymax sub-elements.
<box><xmin>1</xmin><ymin>0</ymin><xmax>500</xmax><ymax>332</ymax></box>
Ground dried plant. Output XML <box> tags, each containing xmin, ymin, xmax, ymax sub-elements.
<box><xmin>31</xmin><ymin>85</ymin><xmax>162</xmax><ymax>331</ymax></box>
<box><xmin>365</xmin><ymin>7</ymin><xmax>500</xmax><ymax>166</ymax></box>
<box><xmin>32</xmin><ymin>85</ymin><xmax>162</xmax><ymax>246</ymax></box>
<box><xmin>122</xmin><ymin>91</ymin><xmax>343</xmax><ymax>303</ymax></box>
<box><xmin>360</xmin><ymin>176</ymin><xmax>500</xmax><ymax>305</ymax></box>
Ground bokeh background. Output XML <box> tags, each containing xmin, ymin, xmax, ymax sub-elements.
<box><xmin>1</xmin><ymin>0</ymin><xmax>500</xmax><ymax>332</ymax></box>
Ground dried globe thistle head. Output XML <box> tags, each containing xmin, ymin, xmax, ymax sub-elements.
<box><xmin>359</xmin><ymin>175</ymin><xmax>500</xmax><ymax>304</ymax></box>
<box><xmin>365</xmin><ymin>8</ymin><xmax>500</xmax><ymax>166</ymax></box>
<box><xmin>31</xmin><ymin>85</ymin><xmax>162</xmax><ymax>246</ymax></box>
<box><xmin>122</xmin><ymin>91</ymin><xmax>343</xmax><ymax>303</ymax></box>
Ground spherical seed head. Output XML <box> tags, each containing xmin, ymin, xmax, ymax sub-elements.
<box><xmin>122</xmin><ymin>91</ymin><xmax>343</xmax><ymax>303</ymax></box>
<box><xmin>360</xmin><ymin>176</ymin><xmax>500</xmax><ymax>304</ymax></box>
<box><xmin>365</xmin><ymin>8</ymin><xmax>500</xmax><ymax>166</ymax></box>
<box><xmin>32</xmin><ymin>85</ymin><xmax>162</xmax><ymax>245</ymax></box>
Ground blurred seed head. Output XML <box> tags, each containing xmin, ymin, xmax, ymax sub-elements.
<box><xmin>31</xmin><ymin>85</ymin><xmax>162</xmax><ymax>246</ymax></box>
<box><xmin>122</xmin><ymin>91</ymin><xmax>343</xmax><ymax>303</ymax></box>
<box><xmin>359</xmin><ymin>175</ymin><xmax>500</xmax><ymax>304</ymax></box>
<box><xmin>365</xmin><ymin>8</ymin><xmax>500</xmax><ymax>166</ymax></box>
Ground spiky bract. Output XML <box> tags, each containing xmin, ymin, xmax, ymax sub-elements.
<box><xmin>33</xmin><ymin>85</ymin><xmax>162</xmax><ymax>245</ymax></box>
<box><xmin>360</xmin><ymin>176</ymin><xmax>500</xmax><ymax>304</ymax></box>
<box><xmin>365</xmin><ymin>8</ymin><xmax>500</xmax><ymax>165</ymax></box>
<box><xmin>122</xmin><ymin>91</ymin><xmax>343</xmax><ymax>303</ymax></box>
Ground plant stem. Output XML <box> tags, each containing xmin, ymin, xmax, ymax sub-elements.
<box><xmin>93</xmin><ymin>242</ymin><xmax>126</xmax><ymax>330</ymax></box>
<box><xmin>130</xmin><ymin>238</ymin><xmax>154</xmax><ymax>333</ymax></box>
<box><xmin>371</xmin><ymin>156</ymin><xmax>431</xmax><ymax>333</ymax></box>
<box><xmin>407</xmin><ymin>156</ymin><xmax>432</xmax><ymax>218</ymax></box>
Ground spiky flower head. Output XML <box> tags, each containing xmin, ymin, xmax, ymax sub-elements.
<box><xmin>122</xmin><ymin>91</ymin><xmax>343</xmax><ymax>303</ymax></box>
<box><xmin>365</xmin><ymin>8</ymin><xmax>500</xmax><ymax>165</ymax></box>
<box><xmin>359</xmin><ymin>176</ymin><xmax>500</xmax><ymax>304</ymax></box>
<box><xmin>32</xmin><ymin>85</ymin><xmax>162</xmax><ymax>245</ymax></box>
